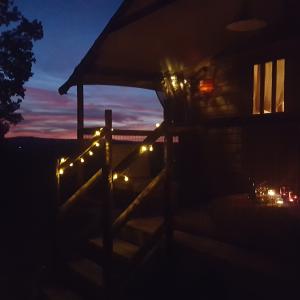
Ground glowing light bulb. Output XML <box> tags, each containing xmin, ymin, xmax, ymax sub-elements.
<box><xmin>124</xmin><ymin>176</ymin><xmax>129</xmax><ymax>182</ymax></box>
<box><xmin>69</xmin><ymin>163</ymin><xmax>74</xmax><ymax>167</ymax></box>
<box><xmin>268</xmin><ymin>189</ymin><xmax>276</xmax><ymax>196</ymax></box>
<box><xmin>60</xmin><ymin>157</ymin><xmax>66</xmax><ymax>164</ymax></box>
<box><xmin>59</xmin><ymin>168</ymin><xmax>64</xmax><ymax>175</ymax></box>
<box><xmin>140</xmin><ymin>145</ymin><xmax>147</xmax><ymax>153</ymax></box>
<box><xmin>113</xmin><ymin>173</ymin><xmax>118</xmax><ymax>180</ymax></box>
<box><xmin>155</xmin><ymin>123</ymin><xmax>160</xmax><ymax>128</ymax></box>
<box><xmin>111</xmin><ymin>128</ymin><xmax>114</xmax><ymax>132</ymax></box>
<box><xmin>95</xmin><ymin>130</ymin><xmax>101</xmax><ymax>136</ymax></box>
<box><xmin>95</xmin><ymin>142</ymin><xmax>100</xmax><ymax>147</ymax></box>
<box><xmin>89</xmin><ymin>151</ymin><xmax>93</xmax><ymax>156</ymax></box>
<box><xmin>80</xmin><ymin>158</ymin><xmax>85</xmax><ymax>163</ymax></box>
<box><xmin>149</xmin><ymin>145</ymin><xmax>154</xmax><ymax>152</ymax></box>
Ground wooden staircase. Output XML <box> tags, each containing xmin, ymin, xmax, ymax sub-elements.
<box><xmin>52</xmin><ymin>216</ymin><xmax>162</xmax><ymax>299</ymax></box>
<box><xmin>62</xmin><ymin>217</ymin><xmax>163</xmax><ymax>298</ymax></box>
<box><xmin>45</xmin><ymin>110</ymin><xmax>173</xmax><ymax>299</ymax></box>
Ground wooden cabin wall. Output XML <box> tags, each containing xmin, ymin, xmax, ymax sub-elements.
<box><xmin>178</xmin><ymin>38</ymin><xmax>300</xmax><ymax>205</ymax></box>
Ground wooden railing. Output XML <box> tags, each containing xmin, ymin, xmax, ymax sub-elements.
<box><xmin>112</xmin><ymin>168</ymin><xmax>167</xmax><ymax>235</ymax></box>
<box><xmin>56</xmin><ymin>109</ymin><xmax>173</xmax><ymax>294</ymax></box>
<box><xmin>59</xmin><ymin>169</ymin><xmax>103</xmax><ymax>215</ymax></box>
<box><xmin>113</xmin><ymin>122</ymin><xmax>165</xmax><ymax>174</ymax></box>
<box><xmin>57</xmin><ymin>120</ymin><xmax>166</xmax><ymax>215</ymax></box>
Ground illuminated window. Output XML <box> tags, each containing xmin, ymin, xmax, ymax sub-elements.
<box><xmin>252</xmin><ymin>59</ymin><xmax>285</xmax><ymax>114</ymax></box>
<box><xmin>276</xmin><ymin>59</ymin><xmax>285</xmax><ymax>112</ymax></box>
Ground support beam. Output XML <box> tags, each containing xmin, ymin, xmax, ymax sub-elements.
<box><xmin>163</xmin><ymin>106</ymin><xmax>173</xmax><ymax>256</ymax></box>
<box><xmin>102</xmin><ymin>109</ymin><xmax>113</xmax><ymax>296</ymax></box>
<box><xmin>77</xmin><ymin>84</ymin><xmax>84</xmax><ymax>140</ymax></box>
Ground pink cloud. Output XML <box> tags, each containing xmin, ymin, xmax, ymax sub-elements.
<box><xmin>7</xmin><ymin>85</ymin><xmax>163</xmax><ymax>139</ymax></box>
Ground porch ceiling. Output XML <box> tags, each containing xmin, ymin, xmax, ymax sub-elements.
<box><xmin>59</xmin><ymin>0</ymin><xmax>296</xmax><ymax>94</ymax></box>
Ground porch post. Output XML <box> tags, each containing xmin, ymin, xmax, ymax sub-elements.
<box><xmin>163</xmin><ymin>105</ymin><xmax>173</xmax><ymax>256</ymax></box>
<box><xmin>102</xmin><ymin>109</ymin><xmax>113</xmax><ymax>297</ymax></box>
<box><xmin>77</xmin><ymin>84</ymin><xmax>84</xmax><ymax>140</ymax></box>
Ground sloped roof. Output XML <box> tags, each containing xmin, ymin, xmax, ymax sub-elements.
<box><xmin>59</xmin><ymin>0</ymin><xmax>297</xmax><ymax>94</ymax></box>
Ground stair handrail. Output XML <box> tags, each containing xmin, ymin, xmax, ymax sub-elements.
<box><xmin>58</xmin><ymin>129</ymin><xmax>105</xmax><ymax>170</ymax></box>
<box><xmin>112</xmin><ymin>121</ymin><xmax>165</xmax><ymax>175</ymax></box>
<box><xmin>58</xmin><ymin>169</ymin><xmax>103</xmax><ymax>216</ymax></box>
<box><xmin>57</xmin><ymin>114</ymin><xmax>166</xmax><ymax>215</ymax></box>
<box><xmin>56</xmin><ymin>122</ymin><xmax>165</xmax><ymax>215</ymax></box>
<box><xmin>112</xmin><ymin>167</ymin><xmax>167</xmax><ymax>236</ymax></box>
<box><xmin>56</xmin><ymin>129</ymin><xmax>106</xmax><ymax>214</ymax></box>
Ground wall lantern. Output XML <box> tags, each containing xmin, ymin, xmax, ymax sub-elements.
<box><xmin>198</xmin><ymin>79</ymin><xmax>214</xmax><ymax>95</ymax></box>
<box><xmin>161</xmin><ymin>72</ymin><xmax>190</xmax><ymax>99</ymax></box>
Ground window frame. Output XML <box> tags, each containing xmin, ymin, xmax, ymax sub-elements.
<box><xmin>252</xmin><ymin>58</ymin><xmax>285</xmax><ymax>115</ymax></box>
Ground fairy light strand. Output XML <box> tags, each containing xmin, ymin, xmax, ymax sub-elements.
<box><xmin>57</xmin><ymin>128</ymin><xmax>104</xmax><ymax>175</ymax></box>
<box><xmin>57</xmin><ymin>123</ymin><xmax>158</xmax><ymax>178</ymax></box>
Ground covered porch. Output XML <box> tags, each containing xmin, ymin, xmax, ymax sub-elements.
<box><xmin>53</xmin><ymin>0</ymin><xmax>300</xmax><ymax>299</ymax></box>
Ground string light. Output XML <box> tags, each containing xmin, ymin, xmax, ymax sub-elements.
<box><xmin>155</xmin><ymin>123</ymin><xmax>160</xmax><ymax>128</ymax></box>
<box><xmin>94</xmin><ymin>130</ymin><xmax>101</xmax><ymax>136</ymax></box>
<box><xmin>140</xmin><ymin>145</ymin><xmax>147</xmax><ymax>153</ymax></box>
<box><xmin>56</xmin><ymin>124</ymin><xmax>157</xmax><ymax>179</ymax></box>
<box><xmin>140</xmin><ymin>145</ymin><xmax>154</xmax><ymax>153</ymax></box>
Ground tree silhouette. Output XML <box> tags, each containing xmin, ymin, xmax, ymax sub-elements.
<box><xmin>0</xmin><ymin>0</ymin><xmax>43</xmax><ymax>139</ymax></box>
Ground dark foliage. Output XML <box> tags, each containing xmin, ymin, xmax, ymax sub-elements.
<box><xmin>0</xmin><ymin>0</ymin><xmax>43</xmax><ymax>138</ymax></box>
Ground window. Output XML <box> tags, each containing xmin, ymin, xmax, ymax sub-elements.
<box><xmin>252</xmin><ymin>59</ymin><xmax>285</xmax><ymax>114</ymax></box>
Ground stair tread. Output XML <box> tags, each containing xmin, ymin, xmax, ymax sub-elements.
<box><xmin>89</xmin><ymin>237</ymin><xmax>139</xmax><ymax>260</ymax></box>
<box><xmin>126</xmin><ymin>216</ymin><xmax>163</xmax><ymax>234</ymax></box>
<box><xmin>68</xmin><ymin>258</ymin><xmax>103</xmax><ymax>288</ymax></box>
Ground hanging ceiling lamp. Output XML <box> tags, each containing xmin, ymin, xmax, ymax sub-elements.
<box><xmin>226</xmin><ymin>0</ymin><xmax>267</xmax><ymax>32</ymax></box>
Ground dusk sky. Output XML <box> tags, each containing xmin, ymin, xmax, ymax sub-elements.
<box><xmin>7</xmin><ymin>0</ymin><xmax>163</xmax><ymax>139</ymax></box>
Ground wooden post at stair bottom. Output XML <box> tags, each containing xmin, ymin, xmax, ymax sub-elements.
<box><xmin>164</xmin><ymin>107</ymin><xmax>173</xmax><ymax>257</ymax></box>
<box><xmin>77</xmin><ymin>84</ymin><xmax>84</xmax><ymax>141</ymax></box>
<box><xmin>102</xmin><ymin>109</ymin><xmax>113</xmax><ymax>297</ymax></box>
<box><xmin>52</xmin><ymin>159</ymin><xmax>61</xmax><ymax>272</ymax></box>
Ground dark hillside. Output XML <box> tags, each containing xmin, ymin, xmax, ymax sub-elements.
<box><xmin>1</xmin><ymin>137</ymin><xmax>82</xmax><ymax>300</ymax></box>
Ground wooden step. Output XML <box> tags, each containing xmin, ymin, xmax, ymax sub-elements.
<box><xmin>127</xmin><ymin>216</ymin><xmax>163</xmax><ymax>234</ymax></box>
<box><xmin>88</xmin><ymin>237</ymin><xmax>139</xmax><ymax>261</ymax></box>
<box><xmin>67</xmin><ymin>258</ymin><xmax>103</xmax><ymax>289</ymax></box>
<box><xmin>120</xmin><ymin>216</ymin><xmax>163</xmax><ymax>246</ymax></box>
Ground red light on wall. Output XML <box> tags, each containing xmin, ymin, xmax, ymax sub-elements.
<box><xmin>198</xmin><ymin>79</ymin><xmax>214</xmax><ymax>95</ymax></box>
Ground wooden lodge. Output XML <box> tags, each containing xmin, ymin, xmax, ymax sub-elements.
<box><xmin>51</xmin><ymin>0</ymin><xmax>300</xmax><ymax>299</ymax></box>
